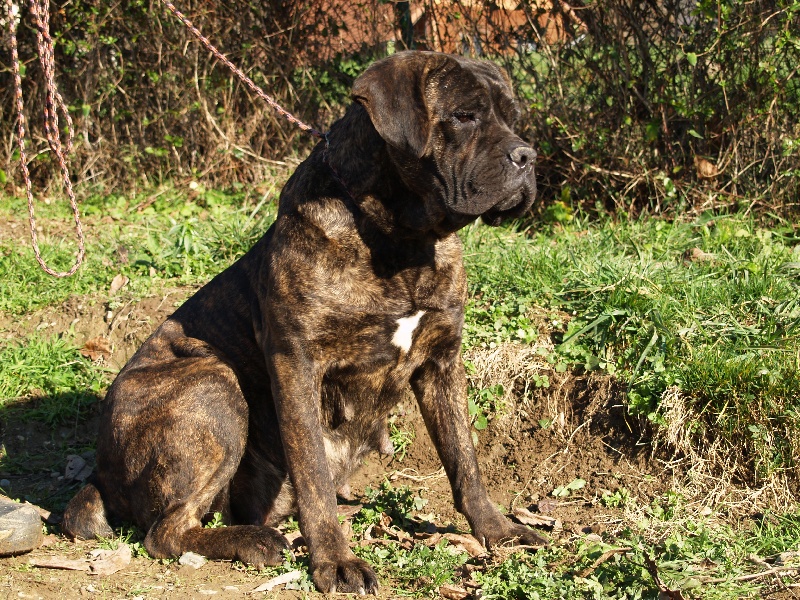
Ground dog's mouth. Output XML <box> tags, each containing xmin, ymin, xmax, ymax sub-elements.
<box><xmin>480</xmin><ymin>189</ymin><xmax>532</xmax><ymax>226</ymax></box>
<box><xmin>437</xmin><ymin>187</ymin><xmax>533</xmax><ymax>234</ymax></box>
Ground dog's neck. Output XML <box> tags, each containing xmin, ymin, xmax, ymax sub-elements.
<box><xmin>318</xmin><ymin>104</ymin><xmax>447</xmax><ymax>240</ymax></box>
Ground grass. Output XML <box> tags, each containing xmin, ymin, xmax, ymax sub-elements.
<box><xmin>0</xmin><ymin>181</ymin><xmax>279</xmax><ymax>315</ymax></box>
<box><xmin>0</xmin><ymin>334</ymin><xmax>107</xmax><ymax>425</ymax></box>
<box><xmin>460</xmin><ymin>212</ymin><xmax>800</xmax><ymax>483</ymax></box>
<box><xmin>1</xmin><ymin>182</ymin><xmax>800</xmax><ymax>596</ymax></box>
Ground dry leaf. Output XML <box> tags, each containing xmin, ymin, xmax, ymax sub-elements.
<box><xmin>694</xmin><ymin>155</ymin><xmax>719</xmax><ymax>179</ymax></box>
<box><xmin>439</xmin><ymin>583</ymin><xmax>470</xmax><ymax>599</ymax></box>
<box><xmin>29</xmin><ymin>556</ymin><xmax>90</xmax><ymax>571</ymax></box>
<box><xmin>88</xmin><ymin>544</ymin><xmax>131</xmax><ymax>575</ymax></box>
<box><xmin>776</xmin><ymin>551</ymin><xmax>800</xmax><ymax>566</ymax></box>
<box><xmin>80</xmin><ymin>337</ymin><xmax>111</xmax><ymax>362</ymax></box>
<box><xmin>31</xmin><ymin>543</ymin><xmax>131</xmax><ymax>576</ymax></box>
<box><xmin>683</xmin><ymin>247</ymin><xmax>713</xmax><ymax>263</ymax></box>
<box><xmin>514</xmin><ymin>507</ymin><xmax>559</xmax><ymax>529</ymax></box>
<box><xmin>443</xmin><ymin>533</ymin><xmax>486</xmax><ymax>557</ymax></box>
<box><xmin>109</xmin><ymin>273</ymin><xmax>129</xmax><ymax>295</ymax></box>
<box><xmin>421</xmin><ymin>532</ymin><xmax>443</xmax><ymax>547</ymax></box>
<box><xmin>537</xmin><ymin>498</ymin><xmax>559</xmax><ymax>513</ymax></box>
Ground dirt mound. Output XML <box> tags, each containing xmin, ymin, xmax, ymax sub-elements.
<box><xmin>357</xmin><ymin>369</ymin><xmax>666</xmax><ymax>536</ymax></box>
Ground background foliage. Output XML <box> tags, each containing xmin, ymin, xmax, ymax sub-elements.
<box><xmin>1</xmin><ymin>0</ymin><xmax>798</xmax><ymax>213</ymax></box>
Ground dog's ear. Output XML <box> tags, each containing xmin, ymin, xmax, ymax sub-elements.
<box><xmin>352</xmin><ymin>52</ymin><xmax>437</xmax><ymax>157</ymax></box>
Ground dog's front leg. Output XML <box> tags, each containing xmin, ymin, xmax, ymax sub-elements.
<box><xmin>268</xmin><ymin>352</ymin><xmax>378</xmax><ymax>594</ymax></box>
<box><xmin>411</xmin><ymin>356</ymin><xmax>548</xmax><ymax>549</ymax></box>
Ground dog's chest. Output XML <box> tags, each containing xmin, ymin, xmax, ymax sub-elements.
<box><xmin>319</xmin><ymin>305</ymin><xmax>439</xmax><ymax>379</ymax></box>
<box><xmin>270</xmin><ymin>227</ymin><xmax>465</xmax><ymax>361</ymax></box>
<box><xmin>390</xmin><ymin>310</ymin><xmax>425</xmax><ymax>353</ymax></box>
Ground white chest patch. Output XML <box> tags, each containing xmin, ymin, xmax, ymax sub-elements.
<box><xmin>392</xmin><ymin>311</ymin><xmax>425</xmax><ymax>353</ymax></box>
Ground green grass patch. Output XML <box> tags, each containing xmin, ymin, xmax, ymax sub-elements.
<box><xmin>352</xmin><ymin>481</ymin><xmax>429</xmax><ymax>534</ymax></box>
<box><xmin>461</xmin><ymin>213</ymin><xmax>800</xmax><ymax>481</ymax></box>
<box><xmin>0</xmin><ymin>182</ymin><xmax>279</xmax><ymax>315</ymax></box>
<box><xmin>0</xmin><ymin>333</ymin><xmax>107</xmax><ymax>425</ymax></box>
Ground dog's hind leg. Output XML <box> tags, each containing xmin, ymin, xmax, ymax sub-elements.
<box><xmin>61</xmin><ymin>482</ymin><xmax>113</xmax><ymax>540</ymax></box>
<box><xmin>115</xmin><ymin>361</ymin><xmax>288</xmax><ymax>566</ymax></box>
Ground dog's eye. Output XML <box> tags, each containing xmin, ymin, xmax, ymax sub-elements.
<box><xmin>453</xmin><ymin>112</ymin><xmax>476</xmax><ymax>124</ymax></box>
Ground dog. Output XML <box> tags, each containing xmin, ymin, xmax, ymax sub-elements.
<box><xmin>62</xmin><ymin>50</ymin><xmax>543</xmax><ymax>594</ymax></box>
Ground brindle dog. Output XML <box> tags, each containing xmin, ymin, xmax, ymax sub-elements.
<box><xmin>62</xmin><ymin>50</ymin><xmax>544</xmax><ymax>593</ymax></box>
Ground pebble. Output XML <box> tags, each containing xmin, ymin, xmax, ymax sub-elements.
<box><xmin>0</xmin><ymin>479</ymin><xmax>10</xmax><ymax>489</ymax></box>
<box><xmin>178</xmin><ymin>551</ymin><xmax>207</xmax><ymax>569</ymax></box>
<box><xmin>64</xmin><ymin>455</ymin><xmax>93</xmax><ymax>482</ymax></box>
<box><xmin>0</xmin><ymin>497</ymin><xmax>43</xmax><ymax>556</ymax></box>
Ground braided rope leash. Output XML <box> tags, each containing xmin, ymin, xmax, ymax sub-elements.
<box><xmin>6</xmin><ymin>0</ymin><xmax>85</xmax><ymax>277</ymax></box>
<box><xmin>6</xmin><ymin>0</ymin><xmax>340</xmax><ymax>277</ymax></box>
<box><xmin>159</xmin><ymin>0</ymin><xmax>354</xmax><ymax>198</ymax></box>
<box><xmin>158</xmin><ymin>0</ymin><xmax>327</xmax><ymax>141</ymax></box>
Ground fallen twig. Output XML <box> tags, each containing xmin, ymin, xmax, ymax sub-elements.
<box><xmin>576</xmin><ymin>547</ymin><xmax>632</xmax><ymax>578</ymax></box>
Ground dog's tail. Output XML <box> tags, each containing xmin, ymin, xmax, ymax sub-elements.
<box><xmin>61</xmin><ymin>481</ymin><xmax>114</xmax><ymax>540</ymax></box>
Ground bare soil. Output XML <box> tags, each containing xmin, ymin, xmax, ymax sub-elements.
<box><xmin>0</xmin><ymin>288</ymin><xmax>669</xmax><ymax>599</ymax></box>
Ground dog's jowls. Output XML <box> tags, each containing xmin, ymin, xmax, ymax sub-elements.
<box><xmin>62</xmin><ymin>50</ymin><xmax>543</xmax><ymax>594</ymax></box>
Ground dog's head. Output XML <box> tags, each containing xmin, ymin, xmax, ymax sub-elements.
<box><xmin>353</xmin><ymin>51</ymin><xmax>536</xmax><ymax>234</ymax></box>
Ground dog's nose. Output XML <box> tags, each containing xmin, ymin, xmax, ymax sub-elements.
<box><xmin>508</xmin><ymin>145</ymin><xmax>536</xmax><ymax>169</ymax></box>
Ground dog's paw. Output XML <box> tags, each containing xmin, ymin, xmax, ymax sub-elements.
<box><xmin>311</xmin><ymin>554</ymin><xmax>379</xmax><ymax>595</ymax></box>
<box><xmin>234</xmin><ymin>526</ymin><xmax>290</xmax><ymax>567</ymax></box>
<box><xmin>475</xmin><ymin>518</ymin><xmax>549</xmax><ymax>550</ymax></box>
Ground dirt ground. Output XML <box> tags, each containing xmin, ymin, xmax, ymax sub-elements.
<box><xmin>0</xmin><ymin>286</ymin><xmax>671</xmax><ymax>599</ymax></box>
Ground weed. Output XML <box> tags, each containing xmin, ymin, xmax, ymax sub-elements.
<box><xmin>283</xmin><ymin>516</ymin><xmax>300</xmax><ymax>533</ymax></box>
<box><xmin>476</xmin><ymin>526</ymin><xmax>763</xmax><ymax>600</ymax></box>
<box><xmin>355</xmin><ymin>540</ymin><xmax>468</xmax><ymax>596</ymax></box>
<box><xmin>352</xmin><ymin>481</ymin><xmax>427</xmax><ymax>533</ymax></box>
<box><xmin>600</xmin><ymin>488</ymin><xmax>633</xmax><ymax>509</ymax></box>
<box><xmin>551</xmin><ymin>477</ymin><xmax>586</xmax><ymax>498</ymax></box>
<box><xmin>98</xmin><ymin>524</ymin><xmax>150</xmax><ymax>559</ymax></box>
<box><xmin>388</xmin><ymin>417</ymin><xmax>414</xmax><ymax>462</ymax></box>
<box><xmin>468</xmin><ymin>384</ymin><xmax>505</xmax><ymax>432</ymax></box>
<box><xmin>204</xmin><ymin>512</ymin><xmax>225</xmax><ymax>528</ymax></box>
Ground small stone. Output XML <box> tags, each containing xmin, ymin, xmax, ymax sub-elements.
<box><xmin>0</xmin><ymin>479</ymin><xmax>10</xmax><ymax>489</ymax></box>
<box><xmin>178</xmin><ymin>551</ymin><xmax>206</xmax><ymax>569</ymax></box>
<box><xmin>64</xmin><ymin>455</ymin><xmax>93</xmax><ymax>482</ymax></box>
<box><xmin>0</xmin><ymin>496</ymin><xmax>43</xmax><ymax>556</ymax></box>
